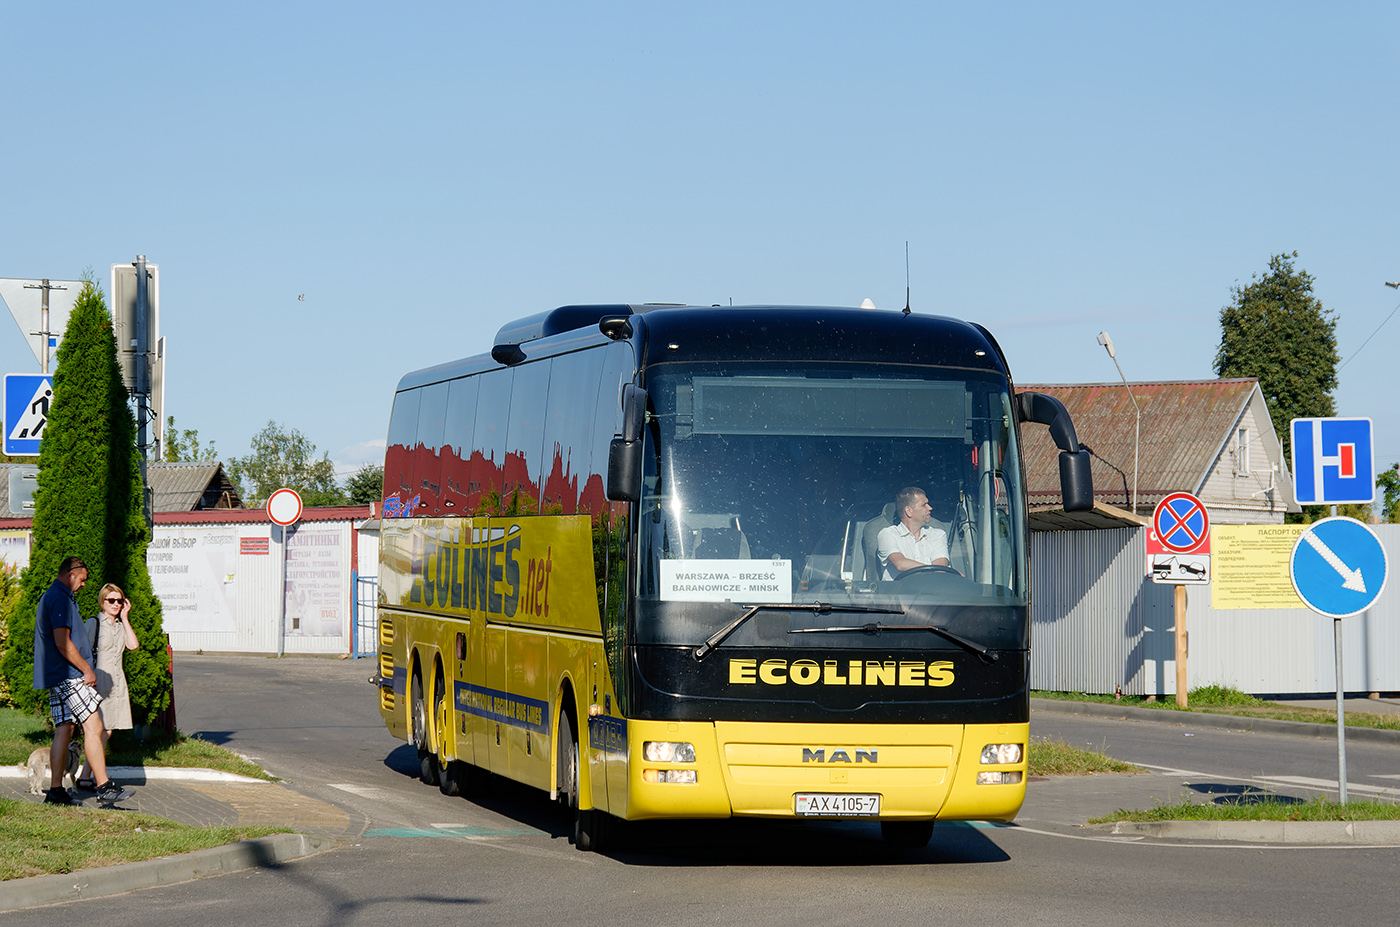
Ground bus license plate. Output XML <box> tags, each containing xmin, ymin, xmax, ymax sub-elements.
<box><xmin>794</xmin><ymin>793</ymin><xmax>881</xmax><ymax>817</ymax></box>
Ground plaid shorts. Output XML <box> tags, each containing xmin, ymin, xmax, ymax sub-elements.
<box><xmin>49</xmin><ymin>677</ymin><xmax>102</xmax><ymax>727</ymax></box>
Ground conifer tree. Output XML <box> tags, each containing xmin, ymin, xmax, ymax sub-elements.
<box><xmin>0</xmin><ymin>280</ymin><xmax>170</xmax><ymax>720</ymax></box>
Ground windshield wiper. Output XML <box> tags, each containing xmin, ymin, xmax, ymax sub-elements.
<box><xmin>692</xmin><ymin>603</ymin><xmax>903</xmax><ymax>662</ymax></box>
<box><xmin>788</xmin><ymin>623</ymin><xmax>999</xmax><ymax>664</ymax></box>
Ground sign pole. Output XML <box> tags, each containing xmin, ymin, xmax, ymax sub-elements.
<box><xmin>1334</xmin><ymin>614</ymin><xmax>1347</xmax><ymax>803</ymax></box>
<box><xmin>1175</xmin><ymin>585</ymin><xmax>1188</xmax><ymax>708</ymax></box>
<box><xmin>267</xmin><ymin>489</ymin><xmax>304</xmax><ymax>659</ymax></box>
<box><xmin>1328</xmin><ymin>503</ymin><xmax>1347</xmax><ymax>804</ymax></box>
<box><xmin>277</xmin><ymin>524</ymin><xmax>287</xmax><ymax>658</ymax></box>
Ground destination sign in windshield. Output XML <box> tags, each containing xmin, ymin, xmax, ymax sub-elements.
<box><xmin>660</xmin><ymin>559</ymin><xmax>792</xmax><ymax>603</ymax></box>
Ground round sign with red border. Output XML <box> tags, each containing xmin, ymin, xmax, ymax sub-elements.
<box><xmin>1152</xmin><ymin>492</ymin><xmax>1210</xmax><ymax>554</ymax></box>
<box><xmin>267</xmin><ymin>487</ymin><xmax>303</xmax><ymax>526</ymax></box>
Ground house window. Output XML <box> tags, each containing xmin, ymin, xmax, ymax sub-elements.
<box><xmin>1236</xmin><ymin>428</ymin><xmax>1249</xmax><ymax>476</ymax></box>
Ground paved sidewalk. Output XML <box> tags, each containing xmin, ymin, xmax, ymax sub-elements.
<box><xmin>0</xmin><ymin>765</ymin><xmax>365</xmax><ymax>839</ymax></box>
<box><xmin>0</xmin><ymin>764</ymin><xmax>360</xmax><ymax>911</ymax></box>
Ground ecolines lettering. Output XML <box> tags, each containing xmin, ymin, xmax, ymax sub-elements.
<box><xmin>728</xmin><ymin>658</ymin><xmax>955</xmax><ymax>688</ymax></box>
<box><xmin>409</xmin><ymin>525</ymin><xmax>523</xmax><ymax>618</ymax></box>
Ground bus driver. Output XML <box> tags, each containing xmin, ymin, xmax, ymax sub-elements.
<box><xmin>876</xmin><ymin>486</ymin><xmax>950</xmax><ymax>580</ymax></box>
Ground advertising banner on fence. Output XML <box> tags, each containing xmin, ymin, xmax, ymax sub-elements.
<box><xmin>147</xmin><ymin>527</ymin><xmax>240</xmax><ymax>633</ymax></box>
<box><xmin>283</xmin><ymin>526</ymin><xmax>346</xmax><ymax>639</ymax></box>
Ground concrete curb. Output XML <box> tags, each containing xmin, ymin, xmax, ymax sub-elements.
<box><xmin>0</xmin><ymin>833</ymin><xmax>342</xmax><ymax>912</ymax></box>
<box><xmin>1090</xmin><ymin>819</ymin><xmax>1400</xmax><ymax>845</ymax></box>
<box><xmin>1030</xmin><ymin>698</ymin><xmax>1400</xmax><ymax>746</ymax></box>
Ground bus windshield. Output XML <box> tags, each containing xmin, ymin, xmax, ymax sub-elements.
<box><xmin>636</xmin><ymin>363</ymin><xmax>1028</xmax><ymax>652</ymax></box>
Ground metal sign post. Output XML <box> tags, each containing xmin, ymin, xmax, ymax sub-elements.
<box><xmin>268</xmin><ymin>489</ymin><xmax>304</xmax><ymax>657</ymax></box>
<box><xmin>1289</xmin><ymin>517</ymin><xmax>1389</xmax><ymax>804</ymax></box>
<box><xmin>0</xmin><ymin>277</ymin><xmax>82</xmax><ymax>370</ymax></box>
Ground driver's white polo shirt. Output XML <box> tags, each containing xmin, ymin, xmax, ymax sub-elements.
<box><xmin>876</xmin><ymin>522</ymin><xmax>950</xmax><ymax>581</ymax></box>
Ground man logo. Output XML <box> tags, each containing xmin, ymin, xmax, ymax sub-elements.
<box><xmin>802</xmin><ymin>747</ymin><xmax>878</xmax><ymax>764</ymax></box>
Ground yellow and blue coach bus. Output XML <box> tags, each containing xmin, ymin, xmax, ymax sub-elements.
<box><xmin>374</xmin><ymin>303</ymin><xmax>1093</xmax><ymax>850</ymax></box>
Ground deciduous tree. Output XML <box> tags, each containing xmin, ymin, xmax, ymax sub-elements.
<box><xmin>1214</xmin><ymin>251</ymin><xmax>1339</xmax><ymax>463</ymax></box>
<box><xmin>163</xmin><ymin>415</ymin><xmax>218</xmax><ymax>462</ymax></box>
<box><xmin>344</xmin><ymin>463</ymin><xmax>384</xmax><ymax>505</ymax></box>
<box><xmin>227</xmin><ymin>421</ymin><xmax>346</xmax><ymax>507</ymax></box>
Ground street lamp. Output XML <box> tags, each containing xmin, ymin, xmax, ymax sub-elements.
<box><xmin>1097</xmin><ymin>331</ymin><xmax>1141</xmax><ymax>514</ymax></box>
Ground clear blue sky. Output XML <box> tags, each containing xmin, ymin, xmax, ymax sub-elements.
<box><xmin>3</xmin><ymin>2</ymin><xmax>1398</xmax><ymax>482</ymax></box>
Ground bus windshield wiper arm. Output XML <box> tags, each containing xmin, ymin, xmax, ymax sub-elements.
<box><xmin>788</xmin><ymin>623</ymin><xmax>999</xmax><ymax>663</ymax></box>
<box><xmin>692</xmin><ymin>603</ymin><xmax>903</xmax><ymax>662</ymax></box>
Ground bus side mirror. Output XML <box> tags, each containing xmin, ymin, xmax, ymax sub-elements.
<box><xmin>606</xmin><ymin>385</ymin><xmax>648</xmax><ymax>503</ymax></box>
<box><xmin>1018</xmin><ymin>391</ymin><xmax>1094</xmax><ymax>513</ymax></box>
<box><xmin>1059</xmin><ymin>448</ymin><xmax>1093</xmax><ymax>512</ymax></box>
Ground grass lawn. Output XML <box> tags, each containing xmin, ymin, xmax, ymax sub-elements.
<box><xmin>1033</xmin><ymin>685</ymin><xmax>1400</xmax><ymax>732</ymax></box>
<box><xmin>0</xmin><ymin>798</ymin><xmax>285</xmax><ymax>881</ymax></box>
<box><xmin>1090</xmin><ymin>796</ymin><xmax>1400</xmax><ymax>824</ymax></box>
<box><xmin>0</xmin><ymin>706</ymin><xmax>273</xmax><ymax>780</ymax></box>
<box><xmin>1028</xmin><ymin>736</ymin><xmax>1142</xmax><ymax>776</ymax></box>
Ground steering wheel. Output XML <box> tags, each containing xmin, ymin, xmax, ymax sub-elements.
<box><xmin>893</xmin><ymin>564</ymin><xmax>960</xmax><ymax>580</ymax></box>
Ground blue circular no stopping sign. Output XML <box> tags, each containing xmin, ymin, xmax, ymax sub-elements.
<box><xmin>1289</xmin><ymin>517</ymin><xmax>1389</xmax><ymax>618</ymax></box>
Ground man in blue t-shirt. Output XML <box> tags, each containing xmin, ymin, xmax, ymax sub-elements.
<box><xmin>33</xmin><ymin>556</ymin><xmax>134</xmax><ymax>806</ymax></box>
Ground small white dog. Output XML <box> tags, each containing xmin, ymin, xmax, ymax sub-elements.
<box><xmin>25</xmin><ymin>742</ymin><xmax>83</xmax><ymax>795</ymax></box>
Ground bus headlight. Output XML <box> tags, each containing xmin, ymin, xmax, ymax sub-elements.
<box><xmin>642</xmin><ymin>769</ymin><xmax>698</xmax><ymax>784</ymax></box>
<box><xmin>643</xmin><ymin>741</ymin><xmax>696</xmax><ymax>763</ymax></box>
<box><xmin>979</xmin><ymin>743</ymin><xmax>1023</xmax><ymax>765</ymax></box>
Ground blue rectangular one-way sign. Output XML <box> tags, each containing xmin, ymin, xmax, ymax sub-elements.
<box><xmin>3</xmin><ymin>373</ymin><xmax>54</xmax><ymax>456</ymax></box>
<box><xmin>1290</xmin><ymin>417</ymin><xmax>1375</xmax><ymax>505</ymax></box>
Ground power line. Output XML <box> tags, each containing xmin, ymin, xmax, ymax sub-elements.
<box><xmin>1339</xmin><ymin>284</ymin><xmax>1400</xmax><ymax>371</ymax></box>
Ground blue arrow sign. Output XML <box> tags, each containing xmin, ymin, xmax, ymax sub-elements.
<box><xmin>3</xmin><ymin>373</ymin><xmax>54</xmax><ymax>456</ymax></box>
<box><xmin>1289</xmin><ymin>517</ymin><xmax>1389</xmax><ymax>618</ymax></box>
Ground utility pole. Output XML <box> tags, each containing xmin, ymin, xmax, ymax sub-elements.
<box><xmin>22</xmin><ymin>278</ymin><xmax>68</xmax><ymax>373</ymax></box>
<box><xmin>134</xmin><ymin>256</ymin><xmax>154</xmax><ymax>531</ymax></box>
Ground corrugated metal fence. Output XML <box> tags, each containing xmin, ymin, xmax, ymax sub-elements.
<box><xmin>1031</xmin><ymin>524</ymin><xmax>1400</xmax><ymax>696</ymax></box>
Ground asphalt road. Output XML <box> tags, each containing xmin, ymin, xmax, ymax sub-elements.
<box><xmin>15</xmin><ymin>654</ymin><xmax>1400</xmax><ymax>926</ymax></box>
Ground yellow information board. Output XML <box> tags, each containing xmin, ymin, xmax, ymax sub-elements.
<box><xmin>1210</xmin><ymin>525</ymin><xmax>1308</xmax><ymax>609</ymax></box>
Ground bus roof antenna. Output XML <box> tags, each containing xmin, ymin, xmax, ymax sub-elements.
<box><xmin>902</xmin><ymin>241</ymin><xmax>911</xmax><ymax>316</ymax></box>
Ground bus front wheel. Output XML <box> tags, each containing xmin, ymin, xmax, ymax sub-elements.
<box><xmin>558</xmin><ymin>708</ymin><xmax>607</xmax><ymax>852</ymax></box>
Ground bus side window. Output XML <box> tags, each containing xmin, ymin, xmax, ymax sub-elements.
<box><xmin>414</xmin><ymin>381</ymin><xmax>449</xmax><ymax>515</ymax></box>
<box><xmin>472</xmin><ymin>369</ymin><xmax>514</xmax><ymax>515</ymax></box>
<box><xmin>384</xmin><ymin>388</ymin><xmax>422</xmax><ymax>510</ymax></box>
<box><xmin>592</xmin><ymin>343</ymin><xmax>634</xmax><ymax>710</ymax></box>
<box><xmin>442</xmin><ymin>377</ymin><xmax>480</xmax><ymax>511</ymax></box>
<box><xmin>504</xmin><ymin>358</ymin><xmax>552</xmax><ymax>515</ymax></box>
<box><xmin>542</xmin><ymin>350</ymin><xmax>605</xmax><ymax>515</ymax></box>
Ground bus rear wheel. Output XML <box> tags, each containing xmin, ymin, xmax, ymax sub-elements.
<box><xmin>411</xmin><ymin>669</ymin><xmax>438</xmax><ymax>786</ymax></box>
<box><xmin>880</xmin><ymin>820</ymin><xmax>934</xmax><ymax>850</ymax></box>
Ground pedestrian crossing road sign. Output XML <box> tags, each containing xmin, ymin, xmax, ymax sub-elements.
<box><xmin>1290</xmin><ymin>417</ymin><xmax>1375</xmax><ymax>506</ymax></box>
<box><xmin>3</xmin><ymin>373</ymin><xmax>54</xmax><ymax>456</ymax></box>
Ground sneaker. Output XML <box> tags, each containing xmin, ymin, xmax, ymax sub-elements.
<box><xmin>75</xmin><ymin>777</ymin><xmax>96</xmax><ymax>791</ymax></box>
<box><xmin>94</xmin><ymin>781</ymin><xmax>135</xmax><ymax>804</ymax></box>
<box><xmin>44</xmin><ymin>787</ymin><xmax>77</xmax><ymax>805</ymax></box>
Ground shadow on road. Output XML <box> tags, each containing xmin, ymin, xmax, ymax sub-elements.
<box><xmin>382</xmin><ymin>745</ymin><xmax>1010</xmax><ymax>866</ymax></box>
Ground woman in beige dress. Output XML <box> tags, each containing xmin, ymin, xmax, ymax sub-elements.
<box><xmin>77</xmin><ymin>583</ymin><xmax>140</xmax><ymax>789</ymax></box>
